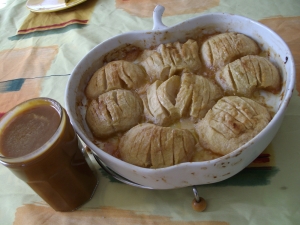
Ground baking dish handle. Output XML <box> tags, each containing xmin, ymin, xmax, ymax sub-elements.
<box><xmin>152</xmin><ymin>5</ymin><xmax>168</xmax><ymax>30</ymax></box>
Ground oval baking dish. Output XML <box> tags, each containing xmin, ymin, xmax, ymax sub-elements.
<box><xmin>65</xmin><ymin>5</ymin><xmax>295</xmax><ymax>189</ymax></box>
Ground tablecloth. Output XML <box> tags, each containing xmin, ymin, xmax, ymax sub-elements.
<box><xmin>0</xmin><ymin>0</ymin><xmax>300</xmax><ymax>224</ymax></box>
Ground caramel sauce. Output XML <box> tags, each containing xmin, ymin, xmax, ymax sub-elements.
<box><xmin>0</xmin><ymin>105</ymin><xmax>60</xmax><ymax>157</ymax></box>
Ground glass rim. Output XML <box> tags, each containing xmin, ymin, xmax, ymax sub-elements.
<box><xmin>0</xmin><ymin>97</ymin><xmax>64</xmax><ymax>165</ymax></box>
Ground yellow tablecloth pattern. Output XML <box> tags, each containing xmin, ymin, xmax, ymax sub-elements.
<box><xmin>0</xmin><ymin>0</ymin><xmax>300</xmax><ymax>224</ymax></box>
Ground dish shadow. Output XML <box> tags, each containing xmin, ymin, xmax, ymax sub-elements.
<box><xmin>99</xmin><ymin>167</ymin><xmax>279</xmax><ymax>188</ymax></box>
<box><xmin>202</xmin><ymin>167</ymin><xmax>279</xmax><ymax>187</ymax></box>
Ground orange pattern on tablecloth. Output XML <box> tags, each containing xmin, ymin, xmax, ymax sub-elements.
<box><xmin>0</xmin><ymin>46</ymin><xmax>58</xmax><ymax>113</ymax></box>
<box><xmin>14</xmin><ymin>204</ymin><xmax>229</xmax><ymax>225</ymax></box>
<box><xmin>0</xmin><ymin>79</ymin><xmax>41</xmax><ymax>113</ymax></box>
<box><xmin>260</xmin><ymin>16</ymin><xmax>300</xmax><ymax>95</ymax></box>
<box><xmin>116</xmin><ymin>0</ymin><xmax>220</xmax><ymax>17</ymax></box>
<box><xmin>0</xmin><ymin>46</ymin><xmax>58</xmax><ymax>82</ymax></box>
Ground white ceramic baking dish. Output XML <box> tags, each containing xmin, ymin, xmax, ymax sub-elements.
<box><xmin>65</xmin><ymin>5</ymin><xmax>295</xmax><ymax>189</ymax></box>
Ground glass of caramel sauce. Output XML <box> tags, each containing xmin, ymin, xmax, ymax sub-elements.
<box><xmin>0</xmin><ymin>98</ymin><xmax>98</xmax><ymax>212</ymax></box>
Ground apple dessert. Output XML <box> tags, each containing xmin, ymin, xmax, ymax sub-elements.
<box><xmin>84</xmin><ymin>32</ymin><xmax>281</xmax><ymax>168</ymax></box>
